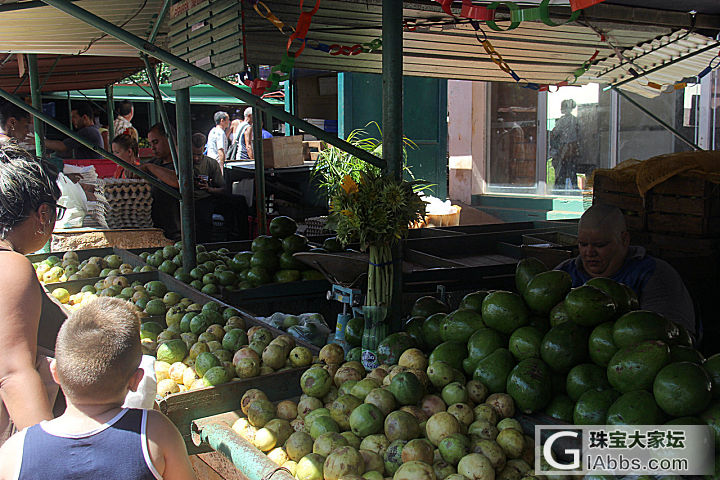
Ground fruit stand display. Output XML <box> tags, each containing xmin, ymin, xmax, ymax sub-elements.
<box><xmin>172</xmin><ymin>255</ymin><xmax>720</xmax><ymax>480</ymax></box>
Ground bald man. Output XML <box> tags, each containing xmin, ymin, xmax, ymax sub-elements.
<box><xmin>556</xmin><ymin>204</ymin><xmax>697</xmax><ymax>341</ymax></box>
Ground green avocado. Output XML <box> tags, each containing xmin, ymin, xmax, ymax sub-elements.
<box><xmin>421</xmin><ymin>313</ymin><xmax>446</xmax><ymax>350</ymax></box>
<box><xmin>670</xmin><ymin>345</ymin><xmax>704</xmax><ymax>364</ymax></box>
<box><xmin>281</xmin><ymin>233</ymin><xmax>308</xmax><ymax>253</ymax></box>
<box><xmin>429</xmin><ymin>341</ymin><xmax>468</xmax><ymax>371</ymax></box>
<box><xmin>522</xmin><ymin>270</ymin><xmax>572</xmax><ymax>315</ymax></box>
<box><xmin>508</xmin><ymin>326</ymin><xmax>543</xmax><ymax>361</ymax></box>
<box><xmin>481</xmin><ymin>291</ymin><xmax>530</xmax><ymax>335</ymax></box>
<box><xmin>441</xmin><ymin>309</ymin><xmax>484</xmax><ymax>343</ymax></box>
<box><xmin>273</xmin><ymin>269</ymin><xmax>301</xmax><ymax>283</ymax></box>
<box><xmin>322</xmin><ymin>237</ymin><xmax>344</xmax><ymax>253</ymax></box>
<box><xmin>549</xmin><ymin>301</ymin><xmax>571</xmax><ymax>327</ymax></box>
<box><xmin>566</xmin><ymin>363</ymin><xmax>610</xmax><ymax>401</ymax></box>
<box><xmin>606</xmin><ymin>390</ymin><xmax>664</xmax><ymax>425</ymax></box>
<box><xmin>515</xmin><ymin>257</ymin><xmax>547</xmax><ymax>295</ymax></box>
<box><xmin>458</xmin><ymin>290</ymin><xmax>489</xmax><ymax>313</ymax></box>
<box><xmin>279</xmin><ymin>251</ymin><xmax>305</xmax><ymax>270</ymax></box>
<box><xmin>506</xmin><ymin>358</ymin><xmax>553</xmax><ymax>413</ymax></box>
<box><xmin>251</xmin><ymin>250</ymin><xmax>279</xmax><ymax>271</ymax></box>
<box><xmin>251</xmin><ymin>235</ymin><xmax>282</xmax><ymax>252</ymax></box>
<box><xmin>564</xmin><ymin>285</ymin><xmax>617</xmax><ymax>327</ymax></box>
<box><xmin>705</xmin><ymin>354</ymin><xmax>720</xmax><ymax>399</ymax></box>
<box><xmin>377</xmin><ymin>333</ymin><xmax>417</xmax><ymax>366</ymax></box>
<box><xmin>247</xmin><ymin>266</ymin><xmax>272</xmax><ymax>287</ymax></box>
<box><xmin>612</xmin><ymin>310</ymin><xmax>674</xmax><ymax>349</ymax></box>
<box><xmin>411</xmin><ymin>296</ymin><xmax>450</xmax><ymax>318</ymax></box>
<box><xmin>345</xmin><ymin>317</ymin><xmax>364</xmax><ymax>347</ymax></box>
<box><xmin>653</xmin><ymin>361</ymin><xmax>712</xmax><ymax>417</ymax></box>
<box><xmin>585</xmin><ymin>277</ymin><xmax>637</xmax><ymax>314</ymax></box>
<box><xmin>404</xmin><ymin>316</ymin><xmax>426</xmax><ymax>351</ymax></box>
<box><xmin>544</xmin><ymin>395</ymin><xmax>575</xmax><ymax>423</ymax></box>
<box><xmin>269</xmin><ymin>216</ymin><xmax>297</xmax><ymax>238</ymax></box>
<box><xmin>700</xmin><ymin>401</ymin><xmax>720</xmax><ymax>449</ymax></box>
<box><xmin>671</xmin><ymin>323</ymin><xmax>694</xmax><ymax>347</ymax></box>
<box><xmin>573</xmin><ymin>389</ymin><xmax>620</xmax><ymax>425</ymax></box>
<box><xmin>467</xmin><ymin>327</ymin><xmax>506</xmax><ymax>361</ymax></box>
<box><xmin>540</xmin><ymin>322</ymin><xmax>590</xmax><ymax>372</ymax></box>
<box><xmin>473</xmin><ymin>348</ymin><xmax>515</xmax><ymax>394</ymax></box>
<box><xmin>588</xmin><ymin>322</ymin><xmax>618</xmax><ymax>367</ymax></box>
<box><xmin>607</xmin><ymin>340</ymin><xmax>670</xmax><ymax>393</ymax></box>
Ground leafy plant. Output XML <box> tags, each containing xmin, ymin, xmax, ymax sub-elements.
<box><xmin>312</xmin><ymin>122</ymin><xmax>417</xmax><ymax>198</ymax></box>
<box><xmin>329</xmin><ymin>172</ymin><xmax>427</xmax><ymax>308</ymax></box>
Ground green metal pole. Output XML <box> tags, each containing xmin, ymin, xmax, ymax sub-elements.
<box><xmin>66</xmin><ymin>90</ymin><xmax>72</xmax><ymax>126</ymax></box>
<box><xmin>0</xmin><ymin>86</ymin><xmax>181</xmax><ymax>198</ymax></box>
<box><xmin>199</xmin><ymin>423</ymin><xmax>295</xmax><ymax>480</ymax></box>
<box><xmin>383</xmin><ymin>0</ymin><xmax>403</xmax><ymax>180</ymax></box>
<box><xmin>39</xmin><ymin>0</ymin><xmax>385</xmax><ymax>170</ymax></box>
<box><xmin>382</xmin><ymin>0</ymin><xmax>404</xmax><ymax>331</ymax></box>
<box><xmin>252</xmin><ymin>67</ymin><xmax>267</xmax><ymax>236</ymax></box>
<box><xmin>106</xmin><ymin>85</ymin><xmax>114</xmax><ymax>142</ymax></box>
<box><xmin>175</xmin><ymin>87</ymin><xmax>197</xmax><ymax>269</ymax></box>
<box><xmin>148</xmin><ymin>0</ymin><xmax>170</xmax><ymax>44</ymax></box>
<box><xmin>613</xmin><ymin>87</ymin><xmax>703</xmax><ymax>151</ymax></box>
<box><xmin>27</xmin><ymin>54</ymin><xmax>44</xmax><ymax>159</ymax></box>
<box><xmin>142</xmin><ymin>54</ymin><xmax>179</xmax><ymax>173</ymax></box>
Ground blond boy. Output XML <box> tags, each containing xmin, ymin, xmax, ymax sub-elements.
<box><xmin>0</xmin><ymin>297</ymin><xmax>195</xmax><ymax>479</ymax></box>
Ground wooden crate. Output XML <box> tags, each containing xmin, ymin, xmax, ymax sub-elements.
<box><xmin>592</xmin><ymin>174</ymin><xmax>647</xmax><ymax>231</ymax></box>
<box><xmin>262</xmin><ymin>135</ymin><xmax>304</xmax><ymax>168</ymax></box>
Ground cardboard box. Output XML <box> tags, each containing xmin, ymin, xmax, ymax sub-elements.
<box><xmin>263</xmin><ymin>135</ymin><xmax>304</xmax><ymax>168</ymax></box>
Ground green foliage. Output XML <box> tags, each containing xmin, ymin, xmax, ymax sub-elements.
<box><xmin>312</xmin><ymin>122</ymin><xmax>417</xmax><ymax>198</ymax></box>
<box><xmin>119</xmin><ymin>63</ymin><xmax>172</xmax><ymax>85</ymax></box>
<box><xmin>329</xmin><ymin>171</ymin><xmax>426</xmax><ymax>250</ymax></box>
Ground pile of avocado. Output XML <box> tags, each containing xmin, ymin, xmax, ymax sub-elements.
<box><xmin>140</xmin><ymin>216</ymin><xmax>326</xmax><ymax>294</ymax></box>
<box><xmin>226</xmin><ymin>216</ymin><xmax>328</xmax><ymax>289</ymax></box>
<box><xmin>361</xmin><ymin>258</ymin><xmax>720</xmax><ymax>453</ymax></box>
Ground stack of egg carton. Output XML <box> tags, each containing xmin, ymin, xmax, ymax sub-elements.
<box><xmin>100</xmin><ymin>178</ymin><xmax>153</xmax><ymax>229</ymax></box>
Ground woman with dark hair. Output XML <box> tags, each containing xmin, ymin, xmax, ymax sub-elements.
<box><xmin>0</xmin><ymin>143</ymin><xmax>64</xmax><ymax>445</ymax></box>
<box><xmin>0</xmin><ymin>102</ymin><xmax>32</xmax><ymax>143</ymax></box>
<box><xmin>111</xmin><ymin>133</ymin><xmax>140</xmax><ymax>178</ymax></box>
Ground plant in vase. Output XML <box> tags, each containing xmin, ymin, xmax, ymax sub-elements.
<box><xmin>329</xmin><ymin>171</ymin><xmax>427</xmax><ymax>369</ymax></box>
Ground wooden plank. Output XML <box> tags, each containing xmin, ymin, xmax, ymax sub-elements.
<box><xmin>650</xmin><ymin>194</ymin><xmax>711</xmax><ymax>217</ymax></box>
<box><xmin>652</xmin><ymin>176</ymin><xmax>718</xmax><ymax>196</ymax></box>
<box><xmin>647</xmin><ymin>212</ymin><xmax>720</xmax><ymax>236</ymax></box>
<box><xmin>159</xmin><ymin>367</ymin><xmax>307</xmax><ymax>455</ymax></box>
<box><xmin>593</xmin><ymin>191</ymin><xmax>645</xmax><ymax>212</ymax></box>
<box><xmin>593</xmin><ymin>174</ymin><xmax>638</xmax><ymax>194</ymax></box>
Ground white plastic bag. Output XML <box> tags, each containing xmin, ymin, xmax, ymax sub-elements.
<box><xmin>123</xmin><ymin>355</ymin><xmax>157</xmax><ymax>410</ymax></box>
<box><xmin>55</xmin><ymin>173</ymin><xmax>87</xmax><ymax>228</ymax></box>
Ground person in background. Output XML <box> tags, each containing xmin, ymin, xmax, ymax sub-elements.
<box><xmin>227</xmin><ymin>107</ymin><xmax>252</xmax><ymax>162</ymax></box>
<box><xmin>0</xmin><ymin>297</ymin><xmax>196</xmax><ymax>479</ymax></box>
<box><xmin>191</xmin><ymin>132</ymin><xmax>225</xmax><ymax>243</ymax></box>
<box><xmin>44</xmin><ymin>103</ymin><xmax>103</xmax><ymax>159</ymax></box>
<box><xmin>555</xmin><ymin>204</ymin><xmax>697</xmax><ymax>341</ymax></box>
<box><xmin>262</xmin><ymin>125</ymin><xmax>273</xmax><ymax>139</ymax></box>
<box><xmin>114</xmin><ymin>100</ymin><xmax>138</xmax><ymax>143</ymax></box>
<box><xmin>549</xmin><ymin>98</ymin><xmax>580</xmax><ymax>190</ymax></box>
<box><xmin>0</xmin><ymin>144</ymin><xmax>64</xmax><ymax>446</ymax></box>
<box><xmin>137</xmin><ymin>123</ymin><xmax>181</xmax><ymax>241</ymax></box>
<box><xmin>205</xmin><ymin>111</ymin><xmax>229</xmax><ymax>168</ymax></box>
<box><xmin>0</xmin><ymin>102</ymin><xmax>32</xmax><ymax>144</ymax></box>
<box><xmin>111</xmin><ymin>134</ymin><xmax>141</xmax><ymax>179</ymax></box>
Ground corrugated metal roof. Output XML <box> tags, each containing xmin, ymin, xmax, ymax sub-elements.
<box><xmin>0</xmin><ymin>53</ymin><xmax>149</xmax><ymax>93</ymax></box>
<box><xmin>0</xmin><ymin>0</ymin><xmax>717</xmax><ymax>92</ymax></box>
<box><xmin>238</xmin><ymin>0</ymin><xmax>677</xmax><ymax>85</ymax></box>
<box><xmin>0</xmin><ymin>0</ymin><xmax>168</xmax><ymax>56</ymax></box>
<box><xmin>585</xmin><ymin>30</ymin><xmax>720</xmax><ymax>97</ymax></box>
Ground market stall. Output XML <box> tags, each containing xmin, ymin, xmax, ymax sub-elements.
<box><xmin>3</xmin><ymin>0</ymin><xmax>720</xmax><ymax>478</ymax></box>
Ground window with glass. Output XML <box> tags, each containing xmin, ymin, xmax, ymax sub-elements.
<box><xmin>487</xmin><ymin>83</ymin><xmax>539</xmax><ymax>193</ymax></box>
<box><xmin>547</xmin><ymin>83</ymin><xmax>608</xmax><ymax>193</ymax></box>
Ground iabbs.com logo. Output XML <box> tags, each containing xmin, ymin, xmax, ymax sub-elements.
<box><xmin>535</xmin><ymin>425</ymin><xmax>714</xmax><ymax>476</ymax></box>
